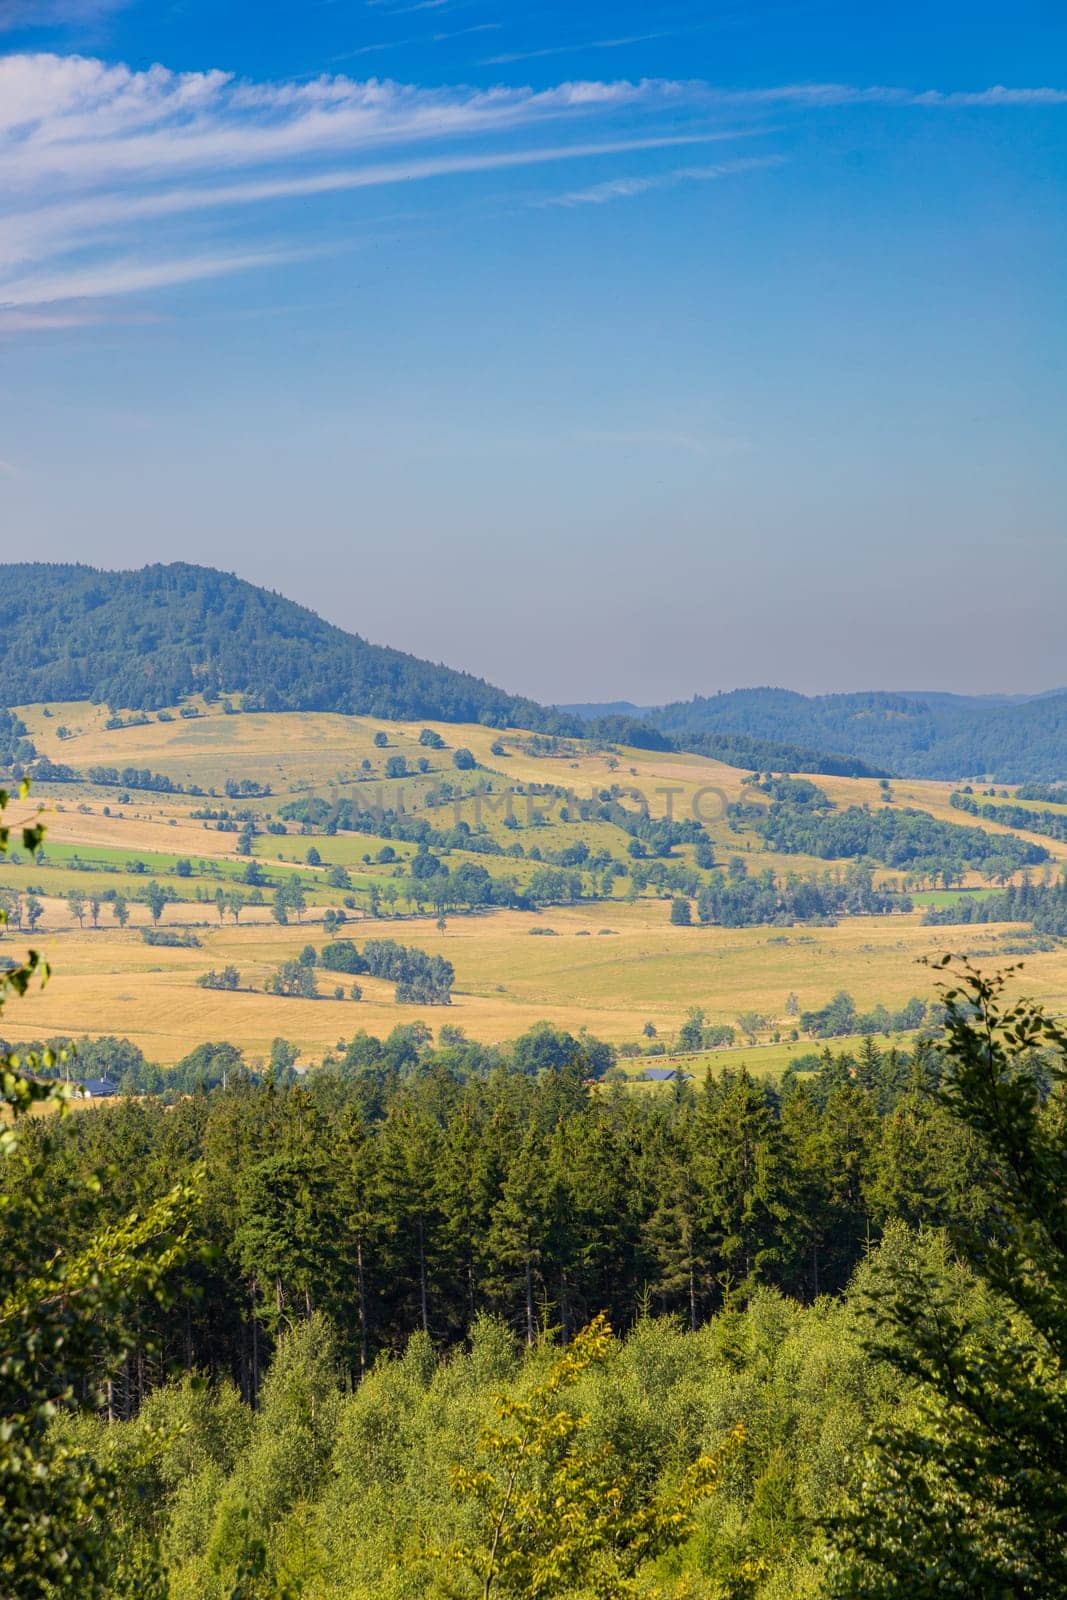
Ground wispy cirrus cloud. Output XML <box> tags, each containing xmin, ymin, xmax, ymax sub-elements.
<box><xmin>484</xmin><ymin>32</ymin><xmax>679</xmax><ymax>67</ymax></box>
<box><xmin>0</xmin><ymin>51</ymin><xmax>708</xmax><ymax>316</ymax></box>
<box><xmin>540</xmin><ymin>155</ymin><xmax>785</xmax><ymax>208</ymax></box>
<box><xmin>434</xmin><ymin>23</ymin><xmax>501</xmax><ymax>40</ymax></box>
<box><xmin>0</xmin><ymin>130</ymin><xmax>756</xmax><ymax>292</ymax></box>
<box><xmin>0</xmin><ymin>53</ymin><xmax>684</xmax><ymax>187</ymax></box>
<box><xmin>0</xmin><ymin>247</ymin><xmax>312</xmax><ymax>308</ymax></box>
<box><xmin>331</xmin><ymin>19</ymin><xmax>501</xmax><ymax>61</ymax></box>
<box><xmin>0</xmin><ymin>0</ymin><xmax>128</xmax><ymax>28</ymax></box>
<box><xmin>0</xmin><ymin>305</ymin><xmax>104</xmax><ymax>331</ymax></box>
<box><xmin>0</xmin><ymin>49</ymin><xmax>1063</xmax><ymax>328</ymax></box>
<box><xmin>709</xmin><ymin>81</ymin><xmax>1067</xmax><ymax>108</ymax></box>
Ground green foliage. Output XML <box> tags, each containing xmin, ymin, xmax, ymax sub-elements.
<box><xmin>10</xmin><ymin>729</ymin><xmax>1067</xmax><ymax>1600</ymax></box>
<box><xmin>648</xmin><ymin>685</ymin><xmax>1067</xmax><ymax>783</ymax></box>
<box><xmin>266</xmin><ymin>959</ymin><xmax>317</xmax><ymax>998</ymax></box>
<box><xmin>319</xmin><ymin>939</ymin><xmax>366</xmax><ymax>975</ymax></box>
<box><xmin>441</xmin><ymin>1313</ymin><xmax>744</xmax><ymax>1599</ymax></box>
<box><xmin>697</xmin><ymin>858</ymin><xmax>902</xmax><ymax>928</ymax></box>
<box><xmin>829</xmin><ymin>961</ymin><xmax>1067</xmax><ymax>1597</ymax></box>
<box><xmin>924</xmin><ymin>871</ymin><xmax>1067</xmax><ymax>937</ymax></box>
<box><xmin>0</xmin><ymin>783</ymin><xmax>200</xmax><ymax>1598</ymax></box>
<box><xmin>0</xmin><ymin>564</ymin><xmax>570</xmax><ymax>729</ymax></box>
<box><xmin>69</xmin><ymin>1284</ymin><xmax>907</xmax><ymax>1600</ymax></box>
<box><xmin>759</xmin><ymin>793</ymin><xmax>1045</xmax><ymax>873</ymax></box>
<box><xmin>0</xmin><ymin>709</ymin><xmax>37</xmax><ymax>771</ymax></box>
<box><xmin>199</xmin><ymin>965</ymin><xmax>241</xmax><ymax>991</ymax></box>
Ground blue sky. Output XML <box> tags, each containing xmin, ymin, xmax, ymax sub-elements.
<box><xmin>0</xmin><ymin>1</ymin><xmax>1064</xmax><ymax>704</ymax></box>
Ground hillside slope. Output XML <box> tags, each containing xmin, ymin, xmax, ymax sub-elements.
<box><xmin>0</xmin><ymin>562</ymin><xmax>561</xmax><ymax>728</ymax></box>
<box><xmin>0</xmin><ymin>564</ymin><xmax>887</xmax><ymax>776</ymax></box>
<box><xmin>607</xmin><ymin>688</ymin><xmax>1067</xmax><ymax>784</ymax></box>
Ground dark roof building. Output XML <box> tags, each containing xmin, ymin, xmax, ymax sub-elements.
<box><xmin>76</xmin><ymin>1078</ymin><xmax>119</xmax><ymax>1098</ymax></box>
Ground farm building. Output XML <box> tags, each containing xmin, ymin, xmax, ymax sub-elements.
<box><xmin>76</xmin><ymin>1078</ymin><xmax>119</xmax><ymax>1099</ymax></box>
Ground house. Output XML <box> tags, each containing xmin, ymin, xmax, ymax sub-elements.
<box><xmin>76</xmin><ymin>1078</ymin><xmax>119</xmax><ymax>1099</ymax></box>
<box><xmin>642</xmin><ymin>1067</ymin><xmax>694</xmax><ymax>1083</ymax></box>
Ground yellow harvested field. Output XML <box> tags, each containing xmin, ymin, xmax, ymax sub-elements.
<box><xmin>15</xmin><ymin>704</ymin><xmax>1058</xmax><ymax>893</ymax></box>
<box><xmin>4</xmin><ymin>895</ymin><xmax>1061</xmax><ymax>1067</ymax></box>
<box><xmin>5</xmin><ymin>705</ymin><xmax>1064</xmax><ymax>1072</ymax></box>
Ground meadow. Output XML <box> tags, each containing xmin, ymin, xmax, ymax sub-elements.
<box><xmin>5</xmin><ymin>885</ymin><xmax>1058</xmax><ymax>1070</ymax></box>
<box><xmin>5</xmin><ymin>699</ymin><xmax>1066</xmax><ymax>1072</ymax></box>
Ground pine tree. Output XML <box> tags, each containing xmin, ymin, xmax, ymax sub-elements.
<box><xmin>695</xmin><ymin>1069</ymin><xmax>798</xmax><ymax>1304</ymax></box>
<box><xmin>487</xmin><ymin>1130</ymin><xmax>551</xmax><ymax>1346</ymax></box>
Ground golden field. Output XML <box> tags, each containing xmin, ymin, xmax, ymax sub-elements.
<box><xmin>15</xmin><ymin>700</ymin><xmax>1064</xmax><ymax>895</ymax></box>
<box><xmin>3</xmin><ymin>702</ymin><xmax>1064</xmax><ymax>1074</ymax></box>
<box><xmin>1</xmin><ymin>893</ymin><xmax>1054</xmax><ymax>1069</ymax></box>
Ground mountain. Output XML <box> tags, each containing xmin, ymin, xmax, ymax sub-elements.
<box><xmin>0</xmin><ymin>563</ymin><xmax>572</xmax><ymax>730</ymax></box>
<box><xmin>635</xmin><ymin>687</ymin><xmax>1067</xmax><ymax>783</ymax></box>
<box><xmin>7</xmin><ymin>563</ymin><xmax>1052</xmax><ymax>781</ymax></box>
<box><xmin>0</xmin><ymin>564</ymin><xmax>890</xmax><ymax>775</ymax></box>
<box><xmin>560</xmin><ymin>701</ymin><xmax>650</xmax><ymax>718</ymax></box>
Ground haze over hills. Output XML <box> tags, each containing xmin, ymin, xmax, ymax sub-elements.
<box><xmin>2</xmin><ymin>562</ymin><xmax>1064</xmax><ymax>781</ymax></box>
<box><xmin>570</xmin><ymin>688</ymin><xmax>1067</xmax><ymax>784</ymax></box>
<box><xmin>0</xmin><ymin>564</ymin><xmax>886</xmax><ymax>778</ymax></box>
<box><xmin>0</xmin><ymin>562</ymin><xmax>559</xmax><ymax>730</ymax></box>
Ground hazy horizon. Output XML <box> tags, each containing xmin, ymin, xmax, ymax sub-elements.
<box><xmin>1</xmin><ymin>0</ymin><xmax>1064</xmax><ymax>701</ymax></box>
<box><xmin>5</xmin><ymin>555</ymin><xmax>1066</xmax><ymax>709</ymax></box>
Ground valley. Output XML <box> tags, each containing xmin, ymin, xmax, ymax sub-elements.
<box><xmin>5</xmin><ymin>695</ymin><xmax>1067</xmax><ymax>1076</ymax></box>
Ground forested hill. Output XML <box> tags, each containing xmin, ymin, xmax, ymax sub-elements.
<box><xmin>575</xmin><ymin>688</ymin><xmax>1067</xmax><ymax>783</ymax></box>
<box><xmin>0</xmin><ymin>563</ymin><xmax>567</xmax><ymax>729</ymax></box>
<box><xmin>0</xmin><ymin>564</ymin><xmax>886</xmax><ymax>775</ymax></box>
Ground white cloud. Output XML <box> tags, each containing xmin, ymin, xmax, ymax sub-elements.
<box><xmin>0</xmin><ymin>0</ymin><xmax>128</xmax><ymax>30</ymax></box>
<box><xmin>0</xmin><ymin>247</ymin><xmax>305</xmax><ymax>308</ymax></box>
<box><xmin>0</xmin><ymin>53</ymin><xmax>682</xmax><ymax>188</ymax></box>
<box><xmin>0</xmin><ymin>130</ymin><xmax>749</xmax><ymax>275</ymax></box>
<box><xmin>433</xmin><ymin>24</ymin><xmax>501</xmax><ymax>40</ymax></box>
<box><xmin>0</xmin><ymin>306</ymin><xmax>102</xmax><ymax>330</ymax></box>
<box><xmin>0</xmin><ymin>48</ymin><xmax>1062</xmax><ymax>329</ymax></box>
<box><xmin>705</xmin><ymin>81</ymin><xmax>1067</xmax><ymax>109</ymax></box>
<box><xmin>485</xmin><ymin>33</ymin><xmax>677</xmax><ymax>67</ymax></box>
<box><xmin>541</xmin><ymin>155</ymin><xmax>784</xmax><ymax>208</ymax></box>
<box><xmin>0</xmin><ymin>50</ymin><xmax>703</xmax><ymax>319</ymax></box>
<box><xmin>916</xmin><ymin>85</ymin><xmax>1067</xmax><ymax>106</ymax></box>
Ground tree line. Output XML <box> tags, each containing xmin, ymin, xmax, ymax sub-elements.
<box><xmin>694</xmin><ymin>857</ymin><xmax>905</xmax><ymax>927</ymax></box>
<box><xmin>648</xmin><ymin>682</ymin><xmax>1067</xmax><ymax>782</ymax></box>
<box><xmin>759</xmin><ymin>793</ymin><xmax>1046</xmax><ymax>873</ymax></box>
<box><xmin>7</xmin><ymin>1026</ymin><xmax>1000</xmax><ymax>1400</ymax></box>
<box><xmin>924</xmin><ymin>871</ymin><xmax>1067</xmax><ymax>937</ymax></box>
<box><xmin>951</xmin><ymin>788</ymin><xmax>1067</xmax><ymax>844</ymax></box>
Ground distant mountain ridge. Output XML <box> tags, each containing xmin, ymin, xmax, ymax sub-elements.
<box><xmin>4</xmin><ymin>564</ymin><xmax>1058</xmax><ymax>781</ymax></box>
<box><xmin>0</xmin><ymin>564</ymin><xmax>877</xmax><ymax>776</ymax></box>
<box><xmin>570</xmin><ymin>687</ymin><xmax>1067</xmax><ymax>783</ymax></box>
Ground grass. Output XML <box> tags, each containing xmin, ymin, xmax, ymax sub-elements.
<box><xmin>910</xmin><ymin>887</ymin><xmax>999</xmax><ymax>907</ymax></box>
<box><xmin>7</xmin><ymin>704</ymin><xmax>1067</xmax><ymax>1070</ymax></box>
<box><xmin>618</xmin><ymin>1029</ymin><xmax>921</xmax><ymax>1087</ymax></box>
<box><xmin>4</xmin><ymin>893</ymin><xmax>1061</xmax><ymax>1067</ymax></box>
